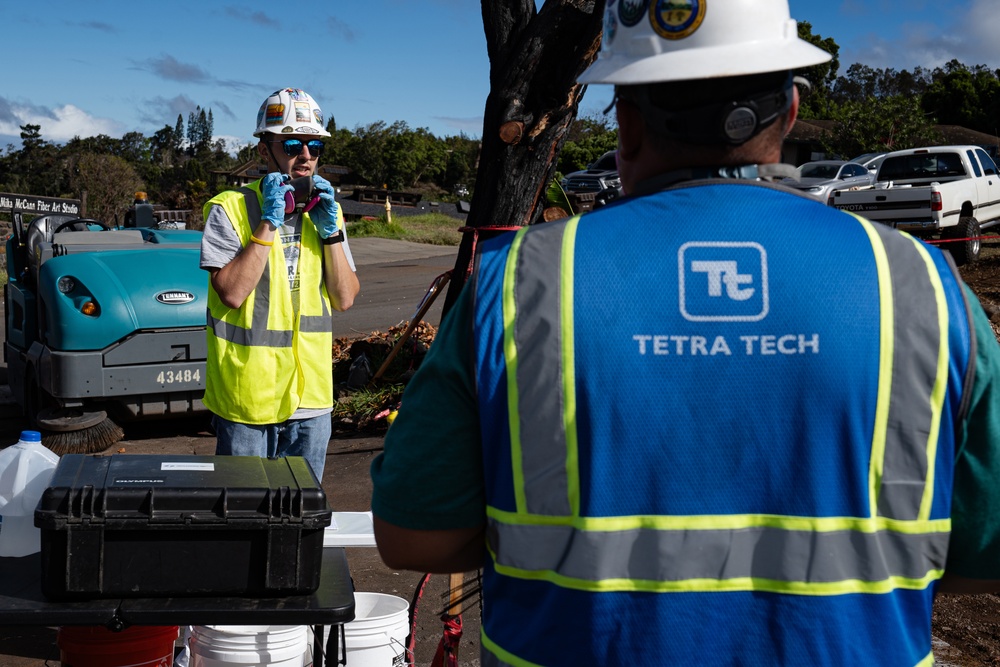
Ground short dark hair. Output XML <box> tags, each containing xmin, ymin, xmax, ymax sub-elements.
<box><xmin>617</xmin><ymin>70</ymin><xmax>793</xmax><ymax>146</ymax></box>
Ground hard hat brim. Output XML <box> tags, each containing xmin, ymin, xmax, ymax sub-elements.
<box><xmin>578</xmin><ymin>38</ymin><xmax>832</xmax><ymax>86</ymax></box>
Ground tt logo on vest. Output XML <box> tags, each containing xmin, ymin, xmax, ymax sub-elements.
<box><xmin>678</xmin><ymin>242</ymin><xmax>768</xmax><ymax>322</ymax></box>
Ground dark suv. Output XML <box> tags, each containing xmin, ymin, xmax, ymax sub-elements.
<box><xmin>561</xmin><ymin>151</ymin><xmax>621</xmax><ymax>194</ymax></box>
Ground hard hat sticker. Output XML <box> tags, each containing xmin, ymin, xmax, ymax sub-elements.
<box><xmin>619</xmin><ymin>0</ymin><xmax>649</xmax><ymax>27</ymax></box>
<box><xmin>266</xmin><ymin>104</ymin><xmax>285</xmax><ymax>126</ymax></box>
<box><xmin>314</xmin><ymin>109</ymin><xmax>324</xmax><ymax>126</ymax></box>
<box><xmin>295</xmin><ymin>102</ymin><xmax>311</xmax><ymax>123</ymax></box>
<box><xmin>650</xmin><ymin>0</ymin><xmax>706</xmax><ymax>40</ymax></box>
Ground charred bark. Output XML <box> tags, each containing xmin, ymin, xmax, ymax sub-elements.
<box><xmin>441</xmin><ymin>0</ymin><xmax>604</xmax><ymax>315</ymax></box>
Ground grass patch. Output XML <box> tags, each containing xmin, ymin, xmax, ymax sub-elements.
<box><xmin>346</xmin><ymin>213</ymin><xmax>463</xmax><ymax>246</ymax></box>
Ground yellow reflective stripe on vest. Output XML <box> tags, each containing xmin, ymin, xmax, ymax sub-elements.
<box><xmin>485</xmin><ymin>510</ymin><xmax>949</xmax><ymax>594</ymax></box>
<box><xmin>503</xmin><ymin>217</ymin><xmax>583</xmax><ymax>517</ymax></box>
<box><xmin>853</xmin><ymin>214</ymin><xmax>948</xmax><ymax>522</ymax></box>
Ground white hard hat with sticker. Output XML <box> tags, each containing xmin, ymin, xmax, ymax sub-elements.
<box><xmin>580</xmin><ymin>0</ymin><xmax>832</xmax><ymax>85</ymax></box>
<box><xmin>253</xmin><ymin>88</ymin><xmax>331</xmax><ymax>138</ymax></box>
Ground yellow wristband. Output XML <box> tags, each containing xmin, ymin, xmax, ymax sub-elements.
<box><xmin>249</xmin><ymin>235</ymin><xmax>273</xmax><ymax>247</ymax></box>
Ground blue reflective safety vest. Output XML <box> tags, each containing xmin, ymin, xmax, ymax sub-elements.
<box><xmin>471</xmin><ymin>181</ymin><xmax>975</xmax><ymax>667</ymax></box>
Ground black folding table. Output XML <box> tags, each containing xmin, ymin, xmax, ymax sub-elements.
<box><xmin>0</xmin><ymin>547</ymin><xmax>355</xmax><ymax>666</ymax></box>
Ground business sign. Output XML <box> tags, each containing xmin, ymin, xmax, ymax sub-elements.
<box><xmin>0</xmin><ymin>192</ymin><xmax>82</xmax><ymax>216</ymax></box>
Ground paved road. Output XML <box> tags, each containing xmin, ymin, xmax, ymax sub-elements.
<box><xmin>339</xmin><ymin>238</ymin><xmax>457</xmax><ymax>337</ymax></box>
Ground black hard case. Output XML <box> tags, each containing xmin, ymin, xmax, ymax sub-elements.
<box><xmin>35</xmin><ymin>454</ymin><xmax>331</xmax><ymax>600</ymax></box>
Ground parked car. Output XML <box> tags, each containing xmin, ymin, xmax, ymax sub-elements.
<box><xmin>561</xmin><ymin>150</ymin><xmax>621</xmax><ymax>194</ymax></box>
<box><xmin>850</xmin><ymin>152</ymin><xmax>887</xmax><ymax>173</ymax></box>
<box><xmin>783</xmin><ymin>160</ymin><xmax>876</xmax><ymax>201</ymax></box>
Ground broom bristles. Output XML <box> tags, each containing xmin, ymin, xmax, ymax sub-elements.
<box><xmin>42</xmin><ymin>418</ymin><xmax>124</xmax><ymax>456</ymax></box>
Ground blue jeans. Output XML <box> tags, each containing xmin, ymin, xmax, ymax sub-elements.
<box><xmin>212</xmin><ymin>413</ymin><xmax>331</xmax><ymax>481</ymax></box>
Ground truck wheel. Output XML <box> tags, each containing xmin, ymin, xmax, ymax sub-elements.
<box><xmin>944</xmin><ymin>216</ymin><xmax>981</xmax><ymax>266</ymax></box>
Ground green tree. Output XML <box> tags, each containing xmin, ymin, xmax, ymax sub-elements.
<box><xmin>345</xmin><ymin>121</ymin><xmax>393</xmax><ymax>187</ymax></box>
<box><xmin>71</xmin><ymin>153</ymin><xmax>144</xmax><ymax>225</ymax></box>
<box><xmin>152</xmin><ymin>123</ymin><xmax>182</xmax><ymax>167</ymax></box>
<box><xmin>322</xmin><ymin>127</ymin><xmax>355</xmax><ymax>171</ymax></box>
<box><xmin>557</xmin><ymin>113</ymin><xmax>618</xmax><ymax>175</ymax></box>
<box><xmin>441</xmin><ymin>133</ymin><xmax>481</xmax><ymax>197</ymax></box>
<box><xmin>14</xmin><ymin>124</ymin><xmax>62</xmax><ymax>196</ymax></box>
<box><xmin>823</xmin><ymin>95</ymin><xmax>943</xmax><ymax>158</ymax></box>
<box><xmin>795</xmin><ymin>21</ymin><xmax>840</xmax><ymax>118</ymax></box>
<box><xmin>921</xmin><ymin>60</ymin><xmax>1000</xmax><ymax>134</ymax></box>
<box><xmin>384</xmin><ymin>124</ymin><xmax>448</xmax><ymax>189</ymax></box>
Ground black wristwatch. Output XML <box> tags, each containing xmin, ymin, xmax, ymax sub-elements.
<box><xmin>322</xmin><ymin>230</ymin><xmax>344</xmax><ymax>245</ymax></box>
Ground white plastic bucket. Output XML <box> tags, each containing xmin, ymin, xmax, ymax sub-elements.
<box><xmin>343</xmin><ymin>592</ymin><xmax>410</xmax><ymax>667</ymax></box>
<box><xmin>189</xmin><ymin>625</ymin><xmax>310</xmax><ymax>667</ymax></box>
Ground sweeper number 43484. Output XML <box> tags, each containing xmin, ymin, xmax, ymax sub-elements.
<box><xmin>156</xmin><ymin>369</ymin><xmax>201</xmax><ymax>385</ymax></box>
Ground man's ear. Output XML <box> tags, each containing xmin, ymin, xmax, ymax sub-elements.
<box><xmin>616</xmin><ymin>98</ymin><xmax>644</xmax><ymax>161</ymax></box>
<box><xmin>783</xmin><ymin>85</ymin><xmax>800</xmax><ymax>137</ymax></box>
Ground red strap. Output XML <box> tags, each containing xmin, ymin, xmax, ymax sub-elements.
<box><xmin>429</xmin><ymin>615</ymin><xmax>463</xmax><ymax>667</ymax></box>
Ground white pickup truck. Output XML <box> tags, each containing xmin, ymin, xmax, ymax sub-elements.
<box><xmin>826</xmin><ymin>145</ymin><xmax>1000</xmax><ymax>265</ymax></box>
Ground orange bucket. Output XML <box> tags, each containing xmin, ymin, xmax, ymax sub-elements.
<box><xmin>57</xmin><ymin>625</ymin><xmax>178</xmax><ymax>667</ymax></box>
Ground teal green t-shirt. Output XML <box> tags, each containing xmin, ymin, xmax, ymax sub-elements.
<box><xmin>370</xmin><ymin>281</ymin><xmax>1000</xmax><ymax>577</ymax></box>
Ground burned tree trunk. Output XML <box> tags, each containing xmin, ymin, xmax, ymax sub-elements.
<box><xmin>441</xmin><ymin>0</ymin><xmax>604</xmax><ymax>315</ymax></box>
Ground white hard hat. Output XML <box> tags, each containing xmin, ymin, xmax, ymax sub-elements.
<box><xmin>579</xmin><ymin>0</ymin><xmax>832</xmax><ymax>85</ymax></box>
<box><xmin>254</xmin><ymin>88</ymin><xmax>331</xmax><ymax>138</ymax></box>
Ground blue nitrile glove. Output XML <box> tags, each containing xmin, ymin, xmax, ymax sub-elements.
<box><xmin>262</xmin><ymin>172</ymin><xmax>293</xmax><ymax>227</ymax></box>
<box><xmin>311</xmin><ymin>174</ymin><xmax>341</xmax><ymax>239</ymax></box>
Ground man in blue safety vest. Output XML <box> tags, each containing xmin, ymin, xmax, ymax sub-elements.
<box><xmin>370</xmin><ymin>1</ymin><xmax>1000</xmax><ymax>664</ymax></box>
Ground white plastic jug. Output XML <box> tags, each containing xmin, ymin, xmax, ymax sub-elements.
<box><xmin>0</xmin><ymin>430</ymin><xmax>59</xmax><ymax>557</ymax></box>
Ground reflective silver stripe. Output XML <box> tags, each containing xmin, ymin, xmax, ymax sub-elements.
<box><xmin>208</xmin><ymin>312</ymin><xmax>292</xmax><ymax>347</ymax></box>
<box><xmin>510</xmin><ymin>220</ymin><xmax>572</xmax><ymax>516</ymax></box>
<box><xmin>489</xmin><ymin>519</ymin><xmax>949</xmax><ymax>585</ymax></box>
<box><xmin>300</xmin><ymin>315</ymin><xmax>332</xmax><ymax>333</ymax></box>
<box><xmin>240</xmin><ymin>186</ymin><xmax>262</xmax><ymax>224</ymax></box>
<box><xmin>870</xmin><ymin>223</ymin><xmax>942</xmax><ymax>521</ymax></box>
<box><xmin>300</xmin><ymin>282</ymin><xmax>333</xmax><ymax>332</ymax></box>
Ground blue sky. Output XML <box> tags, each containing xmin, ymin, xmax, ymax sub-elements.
<box><xmin>2</xmin><ymin>1</ymin><xmax>1000</xmax><ymax>153</ymax></box>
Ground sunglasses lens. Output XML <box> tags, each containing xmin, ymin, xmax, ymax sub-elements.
<box><xmin>280</xmin><ymin>139</ymin><xmax>323</xmax><ymax>157</ymax></box>
<box><xmin>281</xmin><ymin>139</ymin><xmax>303</xmax><ymax>156</ymax></box>
<box><xmin>306</xmin><ymin>140</ymin><xmax>324</xmax><ymax>157</ymax></box>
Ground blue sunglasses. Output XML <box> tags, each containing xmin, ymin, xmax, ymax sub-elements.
<box><xmin>273</xmin><ymin>138</ymin><xmax>324</xmax><ymax>158</ymax></box>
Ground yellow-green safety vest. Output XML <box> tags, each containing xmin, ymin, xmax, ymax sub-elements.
<box><xmin>202</xmin><ymin>179</ymin><xmax>334</xmax><ymax>424</ymax></box>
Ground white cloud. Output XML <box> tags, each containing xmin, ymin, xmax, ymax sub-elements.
<box><xmin>951</xmin><ymin>0</ymin><xmax>1000</xmax><ymax>67</ymax></box>
<box><xmin>847</xmin><ymin>0</ymin><xmax>1000</xmax><ymax>72</ymax></box>
<box><xmin>0</xmin><ymin>103</ymin><xmax>123</xmax><ymax>144</ymax></box>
